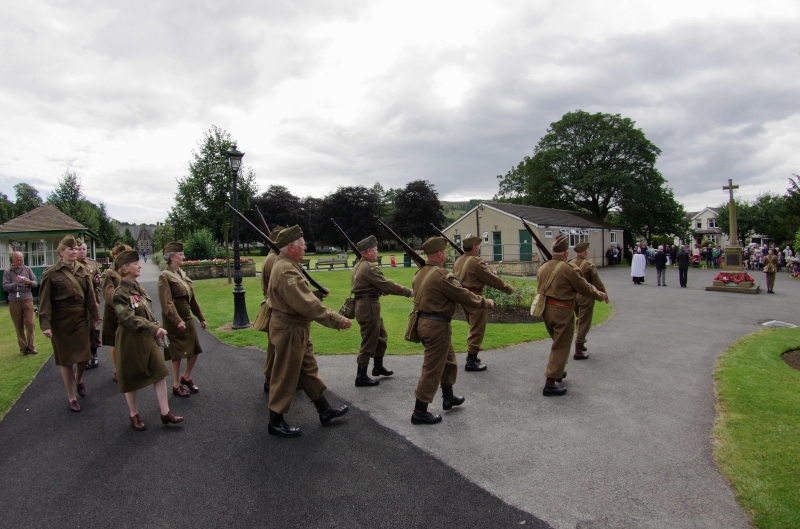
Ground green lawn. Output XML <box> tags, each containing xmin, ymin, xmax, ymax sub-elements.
<box><xmin>192</xmin><ymin>267</ymin><xmax>612</xmax><ymax>355</ymax></box>
<box><xmin>713</xmin><ymin>327</ymin><xmax>800</xmax><ymax>528</ymax></box>
<box><xmin>0</xmin><ymin>307</ymin><xmax>54</xmax><ymax>421</ymax></box>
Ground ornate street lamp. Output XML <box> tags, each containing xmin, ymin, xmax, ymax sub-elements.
<box><xmin>227</xmin><ymin>145</ymin><xmax>250</xmax><ymax>329</ymax></box>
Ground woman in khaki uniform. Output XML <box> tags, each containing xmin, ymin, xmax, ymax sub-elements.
<box><xmin>113</xmin><ymin>250</ymin><xmax>183</xmax><ymax>431</ymax></box>
<box><xmin>39</xmin><ymin>235</ymin><xmax>102</xmax><ymax>413</ymax></box>
<box><xmin>101</xmin><ymin>242</ymin><xmax>130</xmax><ymax>382</ymax></box>
<box><xmin>157</xmin><ymin>242</ymin><xmax>207</xmax><ymax>398</ymax></box>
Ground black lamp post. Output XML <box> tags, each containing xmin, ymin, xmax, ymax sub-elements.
<box><xmin>227</xmin><ymin>145</ymin><xmax>250</xmax><ymax>329</ymax></box>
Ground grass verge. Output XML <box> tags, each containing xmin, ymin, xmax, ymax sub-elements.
<box><xmin>192</xmin><ymin>267</ymin><xmax>612</xmax><ymax>355</ymax></box>
<box><xmin>713</xmin><ymin>327</ymin><xmax>800</xmax><ymax>528</ymax></box>
<box><xmin>0</xmin><ymin>307</ymin><xmax>53</xmax><ymax>421</ymax></box>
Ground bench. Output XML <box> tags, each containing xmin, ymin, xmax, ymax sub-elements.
<box><xmin>315</xmin><ymin>258</ymin><xmax>349</xmax><ymax>270</ymax></box>
<box><xmin>299</xmin><ymin>259</ymin><xmax>311</xmax><ymax>269</ymax></box>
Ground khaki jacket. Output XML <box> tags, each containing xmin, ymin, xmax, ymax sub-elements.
<box><xmin>351</xmin><ymin>259</ymin><xmax>412</xmax><ymax>297</ymax></box>
<box><xmin>39</xmin><ymin>260</ymin><xmax>101</xmax><ymax>332</ymax></box>
<box><xmin>260</xmin><ymin>250</ymin><xmax>279</xmax><ymax>295</ymax></box>
<box><xmin>537</xmin><ymin>255</ymin><xmax>604</xmax><ymax>303</ymax></box>
<box><xmin>453</xmin><ymin>253</ymin><xmax>513</xmax><ymax>294</ymax></box>
<box><xmin>412</xmin><ymin>261</ymin><xmax>488</xmax><ymax>316</ymax></box>
<box><xmin>764</xmin><ymin>255</ymin><xmax>779</xmax><ymax>273</ymax></box>
<box><xmin>571</xmin><ymin>256</ymin><xmax>607</xmax><ymax>304</ymax></box>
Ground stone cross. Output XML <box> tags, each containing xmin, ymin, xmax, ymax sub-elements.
<box><xmin>723</xmin><ymin>179</ymin><xmax>739</xmax><ymax>246</ymax></box>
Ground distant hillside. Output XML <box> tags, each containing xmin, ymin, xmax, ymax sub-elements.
<box><xmin>441</xmin><ymin>200</ymin><xmax>485</xmax><ymax>225</ymax></box>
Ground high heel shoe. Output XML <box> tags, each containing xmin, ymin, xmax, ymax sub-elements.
<box><xmin>160</xmin><ymin>411</ymin><xmax>184</xmax><ymax>425</ymax></box>
<box><xmin>69</xmin><ymin>400</ymin><xmax>81</xmax><ymax>413</ymax></box>
<box><xmin>75</xmin><ymin>382</ymin><xmax>86</xmax><ymax>398</ymax></box>
<box><xmin>180</xmin><ymin>376</ymin><xmax>199</xmax><ymax>393</ymax></box>
<box><xmin>129</xmin><ymin>414</ymin><xmax>147</xmax><ymax>431</ymax></box>
<box><xmin>172</xmin><ymin>385</ymin><xmax>190</xmax><ymax>398</ymax></box>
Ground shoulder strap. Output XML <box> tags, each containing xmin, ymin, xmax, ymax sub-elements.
<box><xmin>543</xmin><ymin>261</ymin><xmax>565</xmax><ymax>296</ymax></box>
<box><xmin>455</xmin><ymin>255</ymin><xmax>472</xmax><ymax>281</ymax></box>
<box><xmin>413</xmin><ymin>267</ymin><xmax>440</xmax><ymax>309</ymax></box>
<box><xmin>61</xmin><ymin>266</ymin><xmax>87</xmax><ymax>300</ymax></box>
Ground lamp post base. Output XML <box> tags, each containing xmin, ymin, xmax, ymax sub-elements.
<box><xmin>232</xmin><ymin>288</ymin><xmax>250</xmax><ymax>329</ymax></box>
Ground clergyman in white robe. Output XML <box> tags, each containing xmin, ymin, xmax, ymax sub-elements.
<box><xmin>631</xmin><ymin>251</ymin><xmax>646</xmax><ymax>284</ymax></box>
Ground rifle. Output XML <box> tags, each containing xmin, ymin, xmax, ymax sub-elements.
<box><xmin>330</xmin><ymin>218</ymin><xmax>362</xmax><ymax>260</ymax></box>
<box><xmin>253</xmin><ymin>205</ymin><xmax>270</xmax><ymax>238</ymax></box>
<box><xmin>373</xmin><ymin>216</ymin><xmax>426</xmax><ymax>268</ymax></box>
<box><xmin>430</xmin><ymin>223</ymin><xmax>464</xmax><ymax>256</ymax></box>
<box><xmin>226</xmin><ymin>203</ymin><xmax>329</xmax><ymax>295</ymax></box>
<box><xmin>520</xmin><ymin>217</ymin><xmax>552</xmax><ymax>262</ymax></box>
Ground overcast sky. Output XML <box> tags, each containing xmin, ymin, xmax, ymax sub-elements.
<box><xmin>1</xmin><ymin>0</ymin><xmax>798</xmax><ymax>224</ymax></box>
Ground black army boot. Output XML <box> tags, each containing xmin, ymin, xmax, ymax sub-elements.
<box><xmin>313</xmin><ymin>395</ymin><xmax>349</xmax><ymax>426</ymax></box>
<box><xmin>268</xmin><ymin>411</ymin><xmax>301</xmax><ymax>438</ymax></box>
<box><xmin>371</xmin><ymin>356</ymin><xmax>394</xmax><ymax>377</ymax></box>
<box><xmin>543</xmin><ymin>378</ymin><xmax>567</xmax><ymax>397</ymax></box>
<box><xmin>464</xmin><ymin>352</ymin><xmax>487</xmax><ymax>372</ymax></box>
<box><xmin>87</xmin><ymin>348</ymin><xmax>99</xmax><ymax>369</ymax></box>
<box><xmin>556</xmin><ymin>371</ymin><xmax>566</xmax><ymax>383</ymax></box>
<box><xmin>573</xmin><ymin>342</ymin><xmax>589</xmax><ymax>360</ymax></box>
<box><xmin>355</xmin><ymin>366</ymin><xmax>379</xmax><ymax>387</ymax></box>
<box><xmin>441</xmin><ymin>385</ymin><xmax>465</xmax><ymax>410</ymax></box>
<box><xmin>411</xmin><ymin>399</ymin><xmax>441</xmax><ymax>424</ymax></box>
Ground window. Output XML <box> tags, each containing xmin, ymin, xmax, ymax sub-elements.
<box><xmin>610</xmin><ymin>232</ymin><xmax>618</xmax><ymax>244</ymax></box>
<box><xmin>544</xmin><ymin>230</ymin><xmax>554</xmax><ymax>238</ymax></box>
<box><xmin>707</xmin><ymin>218</ymin><xmax>718</xmax><ymax>228</ymax></box>
<box><xmin>568</xmin><ymin>229</ymin><xmax>589</xmax><ymax>247</ymax></box>
<box><xmin>29</xmin><ymin>240</ymin><xmax>46</xmax><ymax>267</ymax></box>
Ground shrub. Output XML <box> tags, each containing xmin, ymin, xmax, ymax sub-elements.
<box><xmin>184</xmin><ymin>229</ymin><xmax>217</xmax><ymax>261</ymax></box>
<box><xmin>482</xmin><ymin>272</ymin><xmax>537</xmax><ymax>314</ymax></box>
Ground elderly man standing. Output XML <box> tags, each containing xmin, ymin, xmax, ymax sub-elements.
<box><xmin>538</xmin><ymin>236</ymin><xmax>607</xmax><ymax>396</ymax></box>
<box><xmin>3</xmin><ymin>251</ymin><xmax>39</xmax><ymax>355</ymax></box>
<box><xmin>452</xmin><ymin>235</ymin><xmax>513</xmax><ymax>371</ymax></box>
<box><xmin>351</xmin><ymin>235</ymin><xmax>413</xmax><ymax>387</ymax></box>
<box><xmin>569</xmin><ymin>242</ymin><xmax>607</xmax><ymax>360</ymax></box>
<box><xmin>410</xmin><ymin>237</ymin><xmax>495</xmax><ymax>425</ymax></box>
<box><xmin>267</xmin><ymin>226</ymin><xmax>352</xmax><ymax>438</ymax></box>
<box><xmin>77</xmin><ymin>240</ymin><xmax>103</xmax><ymax>368</ymax></box>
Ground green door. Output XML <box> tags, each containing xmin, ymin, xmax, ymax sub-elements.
<box><xmin>492</xmin><ymin>232</ymin><xmax>502</xmax><ymax>261</ymax></box>
<box><xmin>519</xmin><ymin>230</ymin><xmax>532</xmax><ymax>262</ymax></box>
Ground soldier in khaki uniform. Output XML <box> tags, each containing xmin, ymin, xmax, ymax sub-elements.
<box><xmin>101</xmin><ymin>242</ymin><xmax>130</xmax><ymax>382</ymax></box>
<box><xmin>260</xmin><ymin>225</ymin><xmax>284</xmax><ymax>392</ymax></box>
<box><xmin>410</xmin><ymin>237</ymin><xmax>495</xmax><ymax>425</ymax></box>
<box><xmin>453</xmin><ymin>235</ymin><xmax>514</xmax><ymax>371</ymax></box>
<box><xmin>569</xmin><ymin>241</ymin><xmax>607</xmax><ymax>360</ymax></box>
<box><xmin>39</xmin><ymin>235</ymin><xmax>102</xmax><ymax>412</ymax></box>
<box><xmin>266</xmin><ymin>226</ymin><xmax>352</xmax><ymax>438</ymax></box>
<box><xmin>77</xmin><ymin>240</ymin><xmax>103</xmax><ymax>368</ymax></box>
<box><xmin>537</xmin><ymin>235</ymin><xmax>607</xmax><ymax>397</ymax></box>
<box><xmin>764</xmin><ymin>249</ymin><xmax>779</xmax><ymax>293</ymax></box>
<box><xmin>351</xmin><ymin>235</ymin><xmax>413</xmax><ymax>387</ymax></box>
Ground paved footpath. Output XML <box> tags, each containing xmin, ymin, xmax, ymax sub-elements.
<box><xmin>1</xmin><ymin>261</ymin><xmax>795</xmax><ymax>528</ymax></box>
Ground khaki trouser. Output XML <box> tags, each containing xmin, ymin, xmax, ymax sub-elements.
<box><xmin>261</xmin><ymin>339</ymin><xmax>276</xmax><ymax>378</ymax></box>
<box><xmin>573</xmin><ymin>298</ymin><xmax>594</xmax><ymax>345</ymax></box>
<box><xmin>267</xmin><ymin>317</ymin><xmax>326</xmax><ymax>414</ymax></box>
<box><xmin>355</xmin><ymin>298</ymin><xmax>388</xmax><ymax>367</ymax></box>
<box><xmin>766</xmin><ymin>272</ymin><xmax>776</xmax><ymax>291</ymax></box>
<box><xmin>10</xmin><ymin>299</ymin><xmax>35</xmax><ymax>354</ymax></box>
<box><xmin>414</xmin><ymin>318</ymin><xmax>457</xmax><ymax>403</ymax></box>
<box><xmin>462</xmin><ymin>304</ymin><xmax>487</xmax><ymax>354</ymax></box>
<box><xmin>543</xmin><ymin>304</ymin><xmax>575</xmax><ymax>379</ymax></box>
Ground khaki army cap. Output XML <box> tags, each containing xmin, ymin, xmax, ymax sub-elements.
<box><xmin>115</xmin><ymin>250</ymin><xmax>140</xmax><ymax>268</ymax></box>
<box><xmin>356</xmin><ymin>235</ymin><xmax>377</xmax><ymax>252</ymax></box>
<box><xmin>574</xmin><ymin>241</ymin><xmax>589</xmax><ymax>253</ymax></box>
<box><xmin>463</xmin><ymin>236</ymin><xmax>482</xmax><ymax>247</ymax></box>
<box><xmin>422</xmin><ymin>237</ymin><xmax>447</xmax><ymax>254</ymax></box>
<box><xmin>274</xmin><ymin>225</ymin><xmax>303</xmax><ymax>249</ymax></box>
<box><xmin>58</xmin><ymin>234</ymin><xmax>78</xmax><ymax>250</ymax></box>
<box><xmin>552</xmin><ymin>235</ymin><xmax>569</xmax><ymax>253</ymax></box>
<box><xmin>163</xmin><ymin>241</ymin><xmax>184</xmax><ymax>254</ymax></box>
<box><xmin>269</xmin><ymin>225</ymin><xmax>285</xmax><ymax>240</ymax></box>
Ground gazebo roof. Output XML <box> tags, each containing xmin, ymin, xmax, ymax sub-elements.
<box><xmin>0</xmin><ymin>204</ymin><xmax>91</xmax><ymax>235</ymax></box>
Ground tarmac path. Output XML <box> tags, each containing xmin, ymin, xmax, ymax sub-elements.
<box><xmin>1</xmin><ymin>259</ymin><xmax>795</xmax><ymax>528</ymax></box>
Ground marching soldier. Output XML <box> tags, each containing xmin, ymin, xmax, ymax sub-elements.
<box><xmin>260</xmin><ymin>224</ymin><xmax>284</xmax><ymax>392</ymax></box>
<box><xmin>266</xmin><ymin>226</ymin><xmax>351</xmax><ymax>438</ymax></box>
<box><xmin>410</xmin><ymin>237</ymin><xmax>495</xmax><ymax>425</ymax></box>
<box><xmin>77</xmin><ymin>240</ymin><xmax>103</xmax><ymax>368</ymax></box>
<box><xmin>452</xmin><ymin>235</ymin><xmax>514</xmax><ymax>371</ymax></box>
<box><xmin>569</xmin><ymin>241</ymin><xmax>607</xmax><ymax>360</ymax></box>
<box><xmin>351</xmin><ymin>235</ymin><xmax>413</xmax><ymax>387</ymax></box>
<box><xmin>537</xmin><ymin>236</ymin><xmax>607</xmax><ymax>397</ymax></box>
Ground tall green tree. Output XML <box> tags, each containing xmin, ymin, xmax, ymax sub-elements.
<box><xmin>122</xmin><ymin>227</ymin><xmax>136</xmax><ymax>248</ymax></box>
<box><xmin>614</xmin><ymin>185</ymin><xmax>688</xmax><ymax>244</ymax></box>
<box><xmin>47</xmin><ymin>170</ymin><xmax>99</xmax><ymax>231</ymax></box>
<box><xmin>750</xmin><ymin>192</ymin><xmax>795</xmax><ymax>245</ymax></box>
<box><xmin>95</xmin><ymin>202</ymin><xmax>120</xmax><ymax>249</ymax></box>
<box><xmin>316</xmin><ymin>186</ymin><xmax>382</xmax><ymax>248</ymax></box>
<box><xmin>13</xmin><ymin>183</ymin><xmax>43</xmax><ymax>216</ymax></box>
<box><xmin>152</xmin><ymin>223</ymin><xmax>176</xmax><ymax>253</ymax></box>
<box><xmin>716</xmin><ymin>200</ymin><xmax>757</xmax><ymax>246</ymax></box>
<box><xmin>0</xmin><ymin>192</ymin><xmax>13</xmax><ymax>223</ymax></box>
<box><xmin>169</xmin><ymin>126</ymin><xmax>259</xmax><ymax>280</ymax></box>
<box><xmin>390</xmin><ymin>180</ymin><xmax>446</xmax><ymax>242</ymax></box>
<box><xmin>496</xmin><ymin>110</ymin><xmax>667</xmax><ymax>223</ymax></box>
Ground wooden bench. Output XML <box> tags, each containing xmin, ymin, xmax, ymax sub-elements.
<box><xmin>315</xmin><ymin>258</ymin><xmax>349</xmax><ymax>270</ymax></box>
<box><xmin>299</xmin><ymin>259</ymin><xmax>311</xmax><ymax>269</ymax></box>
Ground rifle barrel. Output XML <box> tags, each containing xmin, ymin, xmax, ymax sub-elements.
<box><xmin>331</xmin><ymin>219</ymin><xmax>362</xmax><ymax>260</ymax></box>
<box><xmin>226</xmin><ymin>203</ymin><xmax>329</xmax><ymax>294</ymax></box>
<box><xmin>520</xmin><ymin>217</ymin><xmax>552</xmax><ymax>261</ymax></box>
<box><xmin>373</xmin><ymin>216</ymin><xmax>426</xmax><ymax>268</ymax></box>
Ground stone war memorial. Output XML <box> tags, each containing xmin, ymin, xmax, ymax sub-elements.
<box><xmin>706</xmin><ymin>179</ymin><xmax>760</xmax><ymax>294</ymax></box>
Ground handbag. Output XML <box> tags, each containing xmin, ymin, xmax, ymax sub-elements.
<box><xmin>339</xmin><ymin>296</ymin><xmax>355</xmax><ymax>319</ymax></box>
<box><xmin>405</xmin><ymin>267</ymin><xmax>439</xmax><ymax>343</ymax></box>
<box><xmin>252</xmin><ymin>300</ymin><xmax>271</xmax><ymax>332</ymax></box>
<box><xmin>156</xmin><ymin>333</ymin><xmax>170</xmax><ymax>349</ymax></box>
<box><xmin>530</xmin><ymin>261</ymin><xmax>564</xmax><ymax>317</ymax></box>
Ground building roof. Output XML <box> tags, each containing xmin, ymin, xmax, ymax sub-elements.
<box><xmin>458</xmin><ymin>201</ymin><xmax>623</xmax><ymax>230</ymax></box>
<box><xmin>685</xmin><ymin>207</ymin><xmax>719</xmax><ymax>221</ymax></box>
<box><xmin>0</xmin><ymin>204</ymin><xmax>89</xmax><ymax>234</ymax></box>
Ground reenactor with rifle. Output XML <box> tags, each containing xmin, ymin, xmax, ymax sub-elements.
<box><xmin>410</xmin><ymin>237</ymin><xmax>495</xmax><ymax>425</ymax></box>
<box><xmin>260</xmin><ymin>224</ymin><xmax>284</xmax><ymax>392</ymax></box>
<box><xmin>569</xmin><ymin>241</ymin><xmax>607</xmax><ymax>360</ymax></box>
<box><xmin>351</xmin><ymin>235</ymin><xmax>413</xmax><ymax>387</ymax></box>
<box><xmin>452</xmin><ymin>236</ymin><xmax>514</xmax><ymax>371</ymax></box>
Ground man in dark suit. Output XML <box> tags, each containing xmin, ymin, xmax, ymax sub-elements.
<box><xmin>654</xmin><ymin>245</ymin><xmax>668</xmax><ymax>286</ymax></box>
<box><xmin>677</xmin><ymin>245</ymin><xmax>690</xmax><ymax>287</ymax></box>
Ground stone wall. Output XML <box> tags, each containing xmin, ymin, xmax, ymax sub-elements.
<box><xmin>484</xmin><ymin>260</ymin><xmax>540</xmax><ymax>277</ymax></box>
<box><xmin>182</xmin><ymin>261</ymin><xmax>256</xmax><ymax>280</ymax></box>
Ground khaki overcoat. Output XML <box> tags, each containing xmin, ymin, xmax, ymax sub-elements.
<box><xmin>157</xmin><ymin>268</ymin><xmax>205</xmax><ymax>361</ymax></box>
<box><xmin>38</xmin><ymin>260</ymin><xmax>100</xmax><ymax>366</ymax></box>
<box><xmin>570</xmin><ymin>255</ymin><xmax>607</xmax><ymax>345</ymax></box>
<box><xmin>113</xmin><ymin>279</ymin><xmax>169</xmax><ymax>393</ymax></box>
<box><xmin>260</xmin><ymin>250</ymin><xmax>279</xmax><ymax>376</ymax></box>
<box><xmin>100</xmin><ymin>267</ymin><xmax>122</xmax><ymax>346</ymax></box>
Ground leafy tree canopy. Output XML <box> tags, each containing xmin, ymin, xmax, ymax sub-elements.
<box><xmin>390</xmin><ymin>180</ymin><xmax>446</xmax><ymax>241</ymax></box>
<box><xmin>614</xmin><ymin>185</ymin><xmax>688</xmax><ymax>244</ymax></box>
<box><xmin>47</xmin><ymin>170</ymin><xmax>99</xmax><ymax>233</ymax></box>
<box><xmin>316</xmin><ymin>186</ymin><xmax>382</xmax><ymax>248</ymax></box>
<box><xmin>0</xmin><ymin>192</ymin><xmax>13</xmax><ymax>224</ymax></box>
<box><xmin>13</xmin><ymin>183</ymin><xmax>43</xmax><ymax>216</ymax></box>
